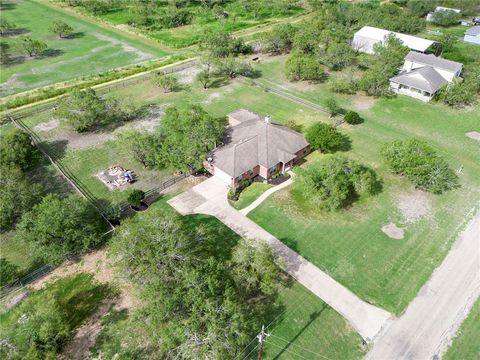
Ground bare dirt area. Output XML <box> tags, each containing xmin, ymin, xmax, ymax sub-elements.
<box><xmin>352</xmin><ymin>94</ymin><xmax>376</xmax><ymax>111</ymax></box>
<box><xmin>466</xmin><ymin>131</ymin><xmax>480</xmax><ymax>141</ymax></box>
<box><xmin>175</xmin><ymin>65</ymin><xmax>202</xmax><ymax>84</ymax></box>
<box><xmin>396</xmin><ymin>189</ymin><xmax>432</xmax><ymax>224</ymax></box>
<box><xmin>382</xmin><ymin>223</ymin><xmax>404</xmax><ymax>239</ymax></box>
<box><xmin>33</xmin><ymin>119</ymin><xmax>59</xmax><ymax>132</ymax></box>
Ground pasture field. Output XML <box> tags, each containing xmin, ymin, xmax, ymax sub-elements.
<box><xmin>88</xmin><ymin>199</ymin><xmax>365</xmax><ymax>360</ymax></box>
<box><xmin>0</xmin><ymin>0</ymin><xmax>168</xmax><ymax>96</ymax></box>
<box><xmin>247</xmin><ymin>57</ymin><xmax>480</xmax><ymax>314</ymax></box>
<box><xmin>444</xmin><ymin>298</ymin><xmax>480</xmax><ymax>360</ymax></box>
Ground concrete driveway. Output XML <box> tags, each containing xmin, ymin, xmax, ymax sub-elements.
<box><xmin>168</xmin><ymin>176</ymin><xmax>391</xmax><ymax>342</ymax></box>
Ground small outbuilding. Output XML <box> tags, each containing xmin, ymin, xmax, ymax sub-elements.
<box><xmin>464</xmin><ymin>26</ymin><xmax>480</xmax><ymax>45</ymax></box>
<box><xmin>352</xmin><ymin>26</ymin><xmax>435</xmax><ymax>54</ymax></box>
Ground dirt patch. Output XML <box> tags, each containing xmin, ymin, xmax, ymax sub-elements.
<box><xmin>2</xmin><ymin>291</ymin><xmax>29</xmax><ymax>312</ymax></box>
<box><xmin>382</xmin><ymin>223</ymin><xmax>404</xmax><ymax>239</ymax></box>
<box><xmin>33</xmin><ymin>119</ymin><xmax>59</xmax><ymax>132</ymax></box>
<box><xmin>174</xmin><ymin>66</ymin><xmax>202</xmax><ymax>85</ymax></box>
<box><xmin>56</xmin><ymin>130</ymin><xmax>113</xmax><ymax>150</ymax></box>
<box><xmin>201</xmin><ymin>87</ymin><xmax>234</xmax><ymax>105</ymax></box>
<box><xmin>353</xmin><ymin>94</ymin><xmax>376</xmax><ymax>111</ymax></box>
<box><xmin>92</xmin><ymin>32</ymin><xmax>154</xmax><ymax>62</ymax></box>
<box><xmin>115</xmin><ymin>105</ymin><xmax>166</xmax><ymax>133</ymax></box>
<box><xmin>397</xmin><ymin>189</ymin><xmax>432</xmax><ymax>224</ymax></box>
<box><xmin>466</xmin><ymin>131</ymin><xmax>480</xmax><ymax>141</ymax></box>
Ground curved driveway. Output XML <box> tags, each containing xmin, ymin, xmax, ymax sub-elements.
<box><xmin>168</xmin><ymin>176</ymin><xmax>392</xmax><ymax>342</ymax></box>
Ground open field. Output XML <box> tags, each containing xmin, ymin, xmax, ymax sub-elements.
<box><xmin>89</xmin><ymin>2</ymin><xmax>305</xmax><ymax>48</ymax></box>
<box><xmin>0</xmin><ymin>0</ymin><xmax>168</xmax><ymax>96</ymax></box>
<box><xmin>88</xmin><ymin>198</ymin><xmax>365</xmax><ymax>359</ymax></box>
<box><xmin>444</xmin><ymin>297</ymin><xmax>480</xmax><ymax>360</ymax></box>
<box><xmin>247</xmin><ymin>57</ymin><xmax>480</xmax><ymax>314</ymax></box>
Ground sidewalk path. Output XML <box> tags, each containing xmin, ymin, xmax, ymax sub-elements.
<box><xmin>240</xmin><ymin>178</ymin><xmax>292</xmax><ymax>216</ymax></box>
<box><xmin>366</xmin><ymin>210</ymin><xmax>480</xmax><ymax>359</ymax></box>
<box><xmin>168</xmin><ymin>176</ymin><xmax>392</xmax><ymax>342</ymax></box>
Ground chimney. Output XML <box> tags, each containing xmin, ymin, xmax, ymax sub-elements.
<box><xmin>264</xmin><ymin>116</ymin><xmax>272</xmax><ymax>124</ymax></box>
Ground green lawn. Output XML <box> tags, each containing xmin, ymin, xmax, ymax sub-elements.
<box><xmin>247</xmin><ymin>57</ymin><xmax>480</xmax><ymax>314</ymax></box>
<box><xmin>0</xmin><ymin>0</ymin><xmax>168</xmax><ymax>96</ymax></box>
<box><xmin>230</xmin><ymin>182</ymin><xmax>273</xmax><ymax>210</ymax></box>
<box><xmin>444</xmin><ymin>298</ymin><xmax>480</xmax><ymax>360</ymax></box>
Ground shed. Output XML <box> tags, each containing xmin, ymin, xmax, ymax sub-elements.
<box><xmin>352</xmin><ymin>26</ymin><xmax>435</xmax><ymax>54</ymax></box>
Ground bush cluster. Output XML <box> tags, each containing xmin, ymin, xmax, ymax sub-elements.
<box><xmin>381</xmin><ymin>139</ymin><xmax>459</xmax><ymax>193</ymax></box>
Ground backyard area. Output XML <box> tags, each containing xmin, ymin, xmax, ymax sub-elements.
<box><xmin>0</xmin><ymin>0</ymin><xmax>169</xmax><ymax>96</ymax></box>
<box><xmin>246</xmin><ymin>56</ymin><xmax>480</xmax><ymax>314</ymax></box>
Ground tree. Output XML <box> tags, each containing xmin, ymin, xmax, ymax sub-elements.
<box><xmin>381</xmin><ymin>139</ymin><xmax>459</xmax><ymax>193</ymax></box>
<box><xmin>157</xmin><ymin>105</ymin><xmax>227</xmax><ymax>170</ymax></box>
<box><xmin>0</xmin><ymin>166</ymin><xmax>42</xmax><ymax>232</ymax></box>
<box><xmin>49</xmin><ymin>20</ymin><xmax>74</xmax><ymax>38</ymax></box>
<box><xmin>317</xmin><ymin>42</ymin><xmax>356</xmax><ymax>70</ymax></box>
<box><xmin>196</xmin><ymin>69</ymin><xmax>210</xmax><ymax>89</ymax></box>
<box><xmin>0</xmin><ymin>18</ymin><xmax>16</xmax><ymax>36</ymax></box>
<box><xmin>15</xmin><ymin>194</ymin><xmax>105</xmax><ymax>264</ymax></box>
<box><xmin>261</xmin><ymin>23</ymin><xmax>296</xmax><ymax>54</ymax></box>
<box><xmin>56</xmin><ymin>88</ymin><xmax>119</xmax><ymax>132</ymax></box>
<box><xmin>216</xmin><ymin>57</ymin><xmax>255</xmax><ymax>78</ymax></box>
<box><xmin>305</xmin><ymin>122</ymin><xmax>348</xmax><ymax>153</ymax></box>
<box><xmin>156</xmin><ymin>73</ymin><xmax>179</xmax><ymax>93</ymax></box>
<box><xmin>294</xmin><ymin>155</ymin><xmax>379</xmax><ymax>210</ymax></box>
<box><xmin>118</xmin><ymin>130</ymin><xmax>160</xmax><ymax>168</ymax></box>
<box><xmin>431</xmin><ymin>9</ymin><xmax>461</xmax><ymax>26</ymax></box>
<box><xmin>344</xmin><ymin>110</ymin><xmax>362</xmax><ymax>125</ymax></box>
<box><xmin>199</xmin><ymin>28</ymin><xmax>251</xmax><ymax>58</ymax></box>
<box><xmin>19</xmin><ymin>37</ymin><xmax>47</xmax><ymax>57</ymax></box>
<box><xmin>325</xmin><ymin>97</ymin><xmax>341</xmax><ymax>117</ymax></box>
<box><xmin>0</xmin><ymin>129</ymin><xmax>38</xmax><ymax>171</ymax></box>
<box><xmin>109</xmin><ymin>208</ymin><xmax>282</xmax><ymax>358</ymax></box>
<box><xmin>285</xmin><ymin>52</ymin><xmax>324</xmax><ymax>82</ymax></box>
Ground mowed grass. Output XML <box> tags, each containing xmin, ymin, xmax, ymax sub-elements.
<box><xmin>247</xmin><ymin>57</ymin><xmax>480</xmax><ymax>314</ymax></box>
<box><xmin>0</xmin><ymin>0</ymin><xmax>168</xmax><ymax>96</ymax></box>
<box><xmin>444</xmin><ymin>298</ymin><xmax>480</xmax><ymax>360</ymax></box>
<box><xmin>230</xmin><ymin>182</ymin><xmax>273</xmax><ymax>210</ymax></box>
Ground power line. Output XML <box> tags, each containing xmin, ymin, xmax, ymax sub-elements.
<box><xmin>266</xmin><ymin>340</ymin><xmax>311</xmax><ymax>360</ymax></box>
<box><xmin>242</xmin><ymin>343</ymin><xmax>259</xmax><ymax>360</ymax></box>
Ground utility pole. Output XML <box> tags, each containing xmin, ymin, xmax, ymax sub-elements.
<box><xmin>257</xmin><ymin>325</ymin><xmax>270</xmax><ymax>360</ymax></box>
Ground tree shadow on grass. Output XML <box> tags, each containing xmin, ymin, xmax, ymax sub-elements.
<box><xmin>209</xmin><ymin>76</ymin><xmax>231</xmax><ymax>89</ymax></box>
<box><xmin>66</xmin><ymin>32</ymin><xmax>85</xmax><ymax>39</ymax></box>
<box><xmin>335</xmin><ymin>133</ymin><xmax>352</xmax><ymax>152</ymax></box>
<box><xmin>0</xmin><ymin>28</ymin><xmax>30</xmax><ymax>37</ymax></box>
<box><xmin>0</xmin><ymin>2</ymin><xmax>16</xmax><ymax>10</ymax></box>
<box><xmin>40</xmin><ymin>48</ymin><xmax>65</xmax><ymax>58</ymax></box>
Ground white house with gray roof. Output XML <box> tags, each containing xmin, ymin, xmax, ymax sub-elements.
<box><xmin>464</xmin><ymin>26</ymin><xmax>480</xmax><ymax>45</ymax></box>
<box><xmin>204</xmin><ymin>109</ymin><xmax>310</xmax><ymax>188</ymax></box>
<box><xmin>390</xmin><ymin>51</ymin><xmax>463</xmax><ymax>102</ymax></box>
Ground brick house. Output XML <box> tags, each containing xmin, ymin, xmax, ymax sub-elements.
<box><xmin>204</xmin><ymin>109</ymin><xmax>310</xmax><ymax>188</ymax></box>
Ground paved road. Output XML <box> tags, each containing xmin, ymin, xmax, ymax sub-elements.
<box><xmin>366</xmin><ymin>210</ymin><xmax>480</xmax><ymax>360</ymax></box>
<box><xmin>168</xmin><ymin>176</ymin><xmax>392</xmax><ymax>342</ymax></box>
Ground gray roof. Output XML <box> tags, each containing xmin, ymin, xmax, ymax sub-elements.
<box><xmin>228</xmin><ymin>109</ymin><xmax>262</xmax><ymax>123</ymax></box>
<box><xmin>210</xmin><ymin>116</ymin><xmax>308</xmax><ymax>178</ymax></box>
<box><xmin>391</xmin><ymin>66</ymin><xmax>447</xmax><ymax>93</ymax></box>
<box><xmin>405</xmin><ymin>51</ymin><xmax>463</xmax><ymax>73</ymax></box>
<box><xmin>465</xmin><ymin>26</ymin><xmax>480</xmax><ymax>36</ymax></box>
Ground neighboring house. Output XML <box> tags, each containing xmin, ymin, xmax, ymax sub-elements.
<box><xmin>204</xmin><ymin>109</ymin><xmax>309</xmax><ymax>188</ymax></box>
<box><xmin>352</xmin><ymin>26</ymin><xmax>435</xmax><ymax>54</ymax></box>
<box><xmin>390</xmin><ymin>51</ymin><xmax>463</xmax><ymax>101</ymax></box>
<box><xmin>464</xmin><ymin>26</ymin><xmax>480</xmax><ymax>45</ymax></box>
<box><xmin>426</xmin><ymin>6</ymin><xmax>461</xmax><ymax>22</ymax></box>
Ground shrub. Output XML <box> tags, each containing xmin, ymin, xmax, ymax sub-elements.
<box><xmin>381</xmin><ymin>139</ymin><xmax>459</xmax><ymax>193</ymax></box>
<box><xmin>329</xmin><ymin>77</ymin><xmax>358</xmax><ymax>94</ymax></box>
<box><xmin>294</xmin><ymin>156</ymin><xmax>379</xmax><ymax>210</ymax></box>
<box><xmin>325</xmin><ymin>97</ymin><xmax>341</xmax><ymax>117</ymax></box>
<box><xmin>127</xmin><ymin>189</ymin><xmax>145</xmax><ymax>207</ymax></box>
<box><xmin>0</xmin><ymin>258</ymin><xmax>18</xmax><ymax>286</ymax></box>
<box><xmin>344</xmin><ymin>111</ymin><xmax>362</xmax><ymax>125</ymax></box>
<box><xmin>305</xmin><ymin>123</ymin><xmax>348</xmax><ymax>153</ymax></box>
<box><xmin>431</xmin><ymin>10</ymin><xmax>461</xmax><ymax>26</ymax></box>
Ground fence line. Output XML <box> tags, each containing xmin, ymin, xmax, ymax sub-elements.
<box><xmin>1</xmin><ymin>59</ymin><xmax>198</xmax><ymax>123</ymax></box>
